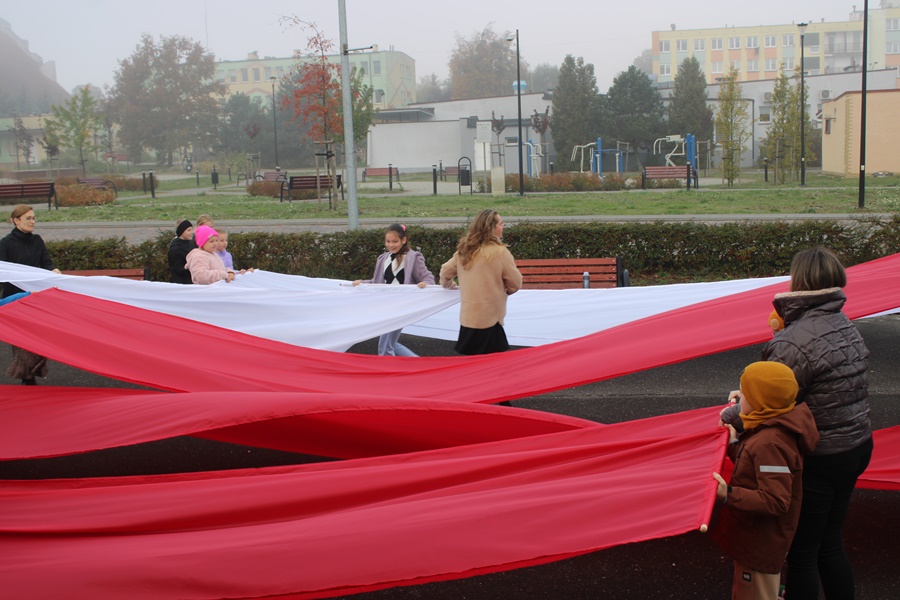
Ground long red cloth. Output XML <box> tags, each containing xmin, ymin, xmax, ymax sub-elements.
<box><xmin>0</xmin><ymin>254</ymin><xmax>898</xmax><ymax>402</ymax></box>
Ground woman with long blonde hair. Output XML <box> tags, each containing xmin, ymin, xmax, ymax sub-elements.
<box><xmin>440</xmin><ymin>209</ymin><xmax>522</xmax><ymax>355</ymax></box>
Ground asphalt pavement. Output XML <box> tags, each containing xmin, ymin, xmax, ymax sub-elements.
<box><xmin>2</xmin><ymin>313</ymin><xmax>898</xmax><ymax>599</ymax></box>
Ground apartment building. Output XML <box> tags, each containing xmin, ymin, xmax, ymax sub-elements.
<box><xmin>214</xmin><ymin>48</ymin><xmax>417</xmax><ymax>111</ymax></box>
<box><xmin>652</xmin><ymin>3</ymin><xmax>900</xmax><ymax>87</ymax></box>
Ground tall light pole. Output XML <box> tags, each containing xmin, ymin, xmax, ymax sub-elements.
<box><xmin>798</xmin><ymin>22</ymin><xmax>807</xmax><ymax>187</ymax></box>
<box><xmin>270</xmin><ymin>76</ymin><xmax>279</xmax><ymax>169</ymax></box>
<box><xmin>507</xmin><ymin>30</ymin><xmax>524</xmax><ymax>196</ymax></box>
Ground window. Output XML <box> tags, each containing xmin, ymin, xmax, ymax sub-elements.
<box><xmin>730</xmin><ymin>60</ymin><xmax>741</xmax><ymax>72</ymax></box>
<box><xmin>676</xmin><ymin>39</ymin><xmax>688</xmax><ymax>52</ymax></box>
<box><xmin>694</xmin><ymin>39</ymin><xmax>705</xmax><ymax>51</ymax></box>
<box><xmin>729</xmin><ymin>37</ymin><xmax>741</xmax><ymax>50</ymax></box>
<box><xmin>264</xmin><ymin>67</ymin><xmax>272</xmax><ymax>79</ymax></box>
<box><xmin>660</xmin><ymin>64</ymin><xmax>671</xmax><ymax>76</ymax></box>
<box><xmin>765</xmin><ymin>59</ymin><xmax>777</xmax><ymax>71</ymax></box>
<box><xmin>758</xmin><ymin>111</ymin><xmax>771</xmax><ymax>123</ymax></box>
<box><xmin>747</xmin><ymin>59</ymin><xmax>759</xmax><ymax>72</ymax></box>
<box><xmin>712</xmin><ymin>38</ymin><xmax>723</xmax><ymax>50</ymax></box>
<box><xmin>712</xmin><ymin>61</ymin><xmax>724</xmax><ymax>74</ymax></box>
<box><xmin>252</xmin><ymin>68</ymin><xmax>260</xmax><ymax>81</ymax></box>
<box><xmin>887</xmin><ymin>18</ymin><xmax>899</xmax><ymax>30</ymax></box>
<box><xmin>373</xmin><ymin>60</ymin><xmax>381</xmax><ymax>75</ymax></box>
<box><xmin>228</xmin><ymin>69</ymin><xmax>236</xmax><ymax>83</ymax></box>
<box><xmin>659</xmin><ymin>40</ymin><xmax>671</xmax><ymax>52</ymax></box>
<box><xmin>824</xmin><ymin>118</ymin><xmax>832</xmax><ymax>135</ymax></box>
<box><xmin>747</xmin><ymin>36</ymin><xmax>759</xmax><ymax>48</ymax></box>
<box><xmin>888</xmin><ymin>41</ymin><xmax>900</xmax><ymax>54</ymax></box>
<box><xmin>241</xmin><ymin>68</ymin><xmax>248</xmax><ymax>82</ymax></box>
<box><xmin>783</xmin><ymin>57</ymin><xmax>795</xmax><ymax>70</ymax></box>
<box><xmin>765</xmin><ymin>35</ymin><xmax>776</xmax><ymax>48</ymax></box>
<box><xmin>783</xmin><ymin>34</ymin><xmax>795</xmax><ymax>47</ymax></box>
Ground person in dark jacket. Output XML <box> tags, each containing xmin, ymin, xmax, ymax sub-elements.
<box><xmin>721</xmin><ymin>246</ymin><xmax>872</xmax><ymax>600</ymax></box>
<box><xmin>168</xmin><ymin>219</ymin><xmax>195</xmax><ymax>284</ymax></box>
<box><xmin>713</xmin><ymin>361</ymin><xmax>819</xmax><ymax>600</ymax></box>
<box><xmin>0</xmin><ymin>204</ymin><xmax>60</xmax><ymax>384</ymax></box>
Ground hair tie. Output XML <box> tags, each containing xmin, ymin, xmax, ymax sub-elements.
<box><xmin>401</xmin><ymin>224</ymin><xmax>407</xmax><ymax>231</ymax></box>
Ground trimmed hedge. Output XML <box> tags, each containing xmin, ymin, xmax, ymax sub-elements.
<box><xmin>45</xmin><ymin>217</ymin><xmax>900</xmax><ymax>286</ymax></box>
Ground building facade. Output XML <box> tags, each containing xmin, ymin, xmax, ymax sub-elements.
<box><xmin>652</xmin><ymin>3</ymin><xmax>900</xmax><ymax>87</ymax></box>
<box><xmin>821</xmin><ymin>88</ymin><xmax>900</xmax><ymax>176</ymax></box>
<box><xmin>214</xmin><ymin>48</ymin><xmax>417</xmax><ymax>111</ymax></box>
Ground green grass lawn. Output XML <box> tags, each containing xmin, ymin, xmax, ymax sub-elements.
<box><xmin>36</xmin><ymin>171</ymin><xmax>900</xmax><ymax>222</ymax></box>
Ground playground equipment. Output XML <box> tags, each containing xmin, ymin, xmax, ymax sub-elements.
<box><xmin>653</xmin><ymin>134</ymin><xmax>699</xmax><ymax>182</ymax></box>
<box><xmin>570</xmin><ymin>139</ymin><xmax>625</xmax><ymax>176</ymax></box>
<box><xmin>524</xmin><ymin>140</ymin><xmax>544</xmax><ymax>178</ymax></box>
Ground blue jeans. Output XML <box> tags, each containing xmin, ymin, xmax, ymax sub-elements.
<box><xmin>784</xmin><ymin>437</ymin><xmax>873</xmax><ymax>600</ymax></box>
<box><xmin>377</xmin><ymin>329</ymin><xmax>417</xmax><ymax>357</ymax></box>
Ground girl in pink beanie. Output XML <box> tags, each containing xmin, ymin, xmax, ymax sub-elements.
<box><xmin>185</xmin><ymin>225</ymin><xmax>235</xmax><ymax>284</ymax></box>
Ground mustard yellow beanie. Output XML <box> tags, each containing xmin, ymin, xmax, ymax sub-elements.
<box><xmin>739</xmin><ymin>361</ymin><xmax>798</xmax><ymax>430</ymax></box>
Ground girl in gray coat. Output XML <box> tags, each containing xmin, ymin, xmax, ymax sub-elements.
<box><xmin>353</xmin><ymin>224</ymin><xmax>434</xmax><ymax>356</ymax></box>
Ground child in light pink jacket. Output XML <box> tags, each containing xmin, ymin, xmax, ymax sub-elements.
<box><xmin>185</xmin><ymin>225</ymin><xmax>235</xmax><ymax>285</ymax></box>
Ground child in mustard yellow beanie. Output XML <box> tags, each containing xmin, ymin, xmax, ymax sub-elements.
<box><xmin>712</xmin><ymin>361</ymin><xmax>819</xmax><ymax>600</ymax></box>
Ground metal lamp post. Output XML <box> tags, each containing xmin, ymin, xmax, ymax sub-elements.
<box><xmin>798</xmin><ymin>22</ymin><xmax>807</xmax><ymax>187</ymax></box>
<box><xmin>270</xmin><ymin>76</ymin><xmax>280</xmax><ymax>169</ymax></box>
<box><xmin>507</xmin><ymin>30</ymin><xmax>525</xmax><ymax>196</ymax></box>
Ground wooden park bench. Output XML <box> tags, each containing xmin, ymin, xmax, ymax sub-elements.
<box><xmin>77</xmin><ymin>177</ymin><xmax>118</xmax><ymax>197</ymax></box>
<box><xmin>440</xmin><ymin>165</ymin><xmax>460</xmax><ymax>181</ymax></box>
<box><xmin>361</xmin><ymin>166</ymin><xmax>400</xmax><ymax>182</ymax></box>
<box><xmin>63</xmin><ymin>268</ymin><xmax>149</xmax><ymax>280</ymax></box>
<box><xmin>641</xmin><ymin>165</ymin><xmax>696</xmax><ymax>190</ymax></box>
<box><xmin>515</xmin><ymin>257</ymin><xmax>628</xmax><ymax>289</ymax></box>
<box><xmin>0</xmin><ymin>181</ymin><xmax>58</xmax><ymax>210</ymax></box>
<box><xmin>255</xmin><ymin>170</ymin><xmax>287</xmax><ymax>183</ymax></box>
<box><xmin>280</xmin><ymin>174</ymin><xmax>343</xmax><ymax>202</ymax></box>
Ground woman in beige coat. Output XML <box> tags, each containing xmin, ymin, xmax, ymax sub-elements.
<box><xmin>440</xmin><ymin>209</ymin><xmax>522</xmax><ymax>355</ymax></box>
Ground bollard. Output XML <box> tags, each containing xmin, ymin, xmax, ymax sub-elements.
<box><xmin>550</xmin><ymin>162</ymin><xmax>555</xmax><ymax>175</ymax></box>
<box><xmin>228</xmin><ymin>166</ymin><xmax>232</xmax><ymax>182</ymax></box>
<box><xmin>388</xmin><ymin>163</ymin><xmax>393</xmax><ymax>191</ymax></box>
<box><xmin>141</xmin><ymin>171</ymin><xmax>147</xmax><ymax>193</ymax></box>
<box><xmin>583</xmin><ymin>271</ymin><xmax>590</xmax><ymax>289</ymax></box>
<box><xmin>432</xmin><ymin>165</ymin><xmax>438</xmax><ymax>195</ymax></box>
<box><xmin>149</xmin><ymin>170</ymin><xmax>155</xmax><ymax>199</ymax></box>
<box><xmin>196</xmin><ymin>171</ymin><xmax>200</xmax><ymax>186</ymax></box>
<box><xmin>764</xmin><ymin>157</ymin><xmax>769</xmax><ymax>183</ymax></box>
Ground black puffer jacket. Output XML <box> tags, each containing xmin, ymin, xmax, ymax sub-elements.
<box><xmin>168</xmin><ymin>237</ymin><xmax>196</xmax><ymax>284</ymax></box>
<box><xmin>764</xmin><ymin>288</ymin><xmax>871</xmax><ymax>456</ymax></box>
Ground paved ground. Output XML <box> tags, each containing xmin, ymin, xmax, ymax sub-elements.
<box><xmin>2</xmin><ymin>314</ymin><xmax>898</xmax><ymax>599</ymax></box>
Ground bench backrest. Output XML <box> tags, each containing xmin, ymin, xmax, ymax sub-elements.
<box><xmin>644</xmin><ymin>165</ymin><xmax>691</xmax><ymax>178</ymax></box>
<box><xmin>0</xmin><ymin>182</ymin><xmax>54</xmax><ymax>199</ymax></box>
<box><xmin>261</xmin><ymin>171</ymin><xmax>286</xmax><ymax>180</ymax></box>
<box><xmin>78</xmin><ymin>178</ymin><xmax>104</xmax><ymax>185</ymax></box>
<box><xmin>288</xmin><ymin>175</ymin><xmax>340</xmax><ymax>187</ymax></box>
<box><xmin>515</xmin><ymin>257</ymin><xmax>623</xmax><ymax>289</ymax></box>
<box><xmin>63</xmin><ymin>268</ymin><xmax>148</xmax><ymax>280</ymax></box>
<box><xmin>364</xmin><ymin>167</ymin><xmax>399</xmax><ymax>175</ymax></box>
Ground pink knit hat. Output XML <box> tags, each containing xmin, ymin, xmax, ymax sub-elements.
<box><xmin>194</xmin><ymin>225</ymin><xmax>218</xmax><ymax>249</ymax></box>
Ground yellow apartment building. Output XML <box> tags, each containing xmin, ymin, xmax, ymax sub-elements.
<box><xmin>214</xmin><ymin>48</ymin><xmax>417</xmax><ymax>111</ymax></box>
<box><xmin>652</xmin><ymin>3</ymin><xmax>900</xmax><ymax>87</ymax></box>
<box><xmin>821</xmin><ymin>88</ymin><xmax>900</xmax><ymax>176</ymax></box>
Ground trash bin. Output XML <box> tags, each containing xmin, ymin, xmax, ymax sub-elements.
<box><xmin>459</xmin><ymin>168</ymin><xmax>471</xmax><ymax>186</ymax></box>
<box><xmin>211</xmin><ymin>171</ymin><xmax>219</xmax><ymax>185</ymax></box>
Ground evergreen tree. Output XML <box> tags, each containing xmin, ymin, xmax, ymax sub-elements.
<box><xmin>602</xmin><ymin>66</ymin><xmax>667</xmax><ymax>163</ymax></box>
<box><xmin>550</xmin><ymin>55</ymin><xmax>601</xmax><ymax>171</ymax></box>
<box><xmin>667</xmin><ymin>57</ymin><xmax>713</xmax><ymax>142</ymax></box>
<box><xmin>713</xmin><ymin>65</ymin><xmax>749</xmax><ymax>186</ymax></box>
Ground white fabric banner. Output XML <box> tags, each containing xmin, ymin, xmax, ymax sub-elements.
<box><xmin>10</xmin><ymin>261</ymin><xmax>871</xmax><ymax>350</ymax></box>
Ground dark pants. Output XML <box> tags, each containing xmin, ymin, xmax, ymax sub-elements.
<box><xmin>785</xmin><ymin>437</ymin><xmax>873</xmax><ymax>600</ymax></box>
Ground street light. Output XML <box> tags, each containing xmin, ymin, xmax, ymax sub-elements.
<box><xmin>797</xmin><ymin>22</ymin><xmax>807</xmax><ymax>187</ymax></box>
<box><xmin>506</xmin><ymin>30</ymin><xmax>524</xmax><ymax>196</ymax></box>
<box><xmin>270</xmin><ymin>76</ymin><xmax>280</xmax><ymax>169</ymax></box>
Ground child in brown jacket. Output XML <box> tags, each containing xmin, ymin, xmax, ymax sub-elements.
<box><xmin>712</xmin><ymin>361</ymin><xmax>819</xmax><ymax>600</ymax></box>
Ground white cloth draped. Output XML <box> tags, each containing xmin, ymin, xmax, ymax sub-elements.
<box><xmin>3</xmin><ymin>261</ymin><xmax>853</xmax><ymax>351</ymax></box>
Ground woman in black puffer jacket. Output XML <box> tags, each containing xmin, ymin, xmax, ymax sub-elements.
<box><xmin>722</xmin><ymin>246</ymin><xmax>872</xmax><ymax>600</ymax></box>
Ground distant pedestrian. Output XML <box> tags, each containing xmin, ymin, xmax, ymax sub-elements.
<box><xmin>439</xmin><ymin>209</ymin><xmax>522</xmax><ymax>355</ymax></box>
<box><xmin>0</xmin><ymin>204</ymin><xmax>61</xmax><ymax>385</ymax></box>
<box><xmin>167</xmin><ymin>219</ymin><xmax>195</xmax><ymax>284</ymax></box>
<box><xmin>712</xmin><ymin>361</ymin><xmax>819</xmax><ymax>600</ymax></box>
<box><xmin>352</xmin><ymin>223</ymin><xmax>434</xmax><ymax>356</ymax></box>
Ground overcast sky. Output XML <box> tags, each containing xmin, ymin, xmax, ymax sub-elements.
<box><xmin>5</xmin><ymin>0</ymin><xmax>855</xmax><ymax>94</ymax></box>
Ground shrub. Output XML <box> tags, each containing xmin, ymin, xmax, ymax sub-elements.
<box><xmin>56</xmin><ymin>184</ymin><xmax>116</xmax><ymax>207</ymax></box>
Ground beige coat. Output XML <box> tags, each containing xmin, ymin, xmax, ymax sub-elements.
<box><xmin>440</xmin><ymin>243</ymin><xmax>522</xmax><ymax>329</ymax></box>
